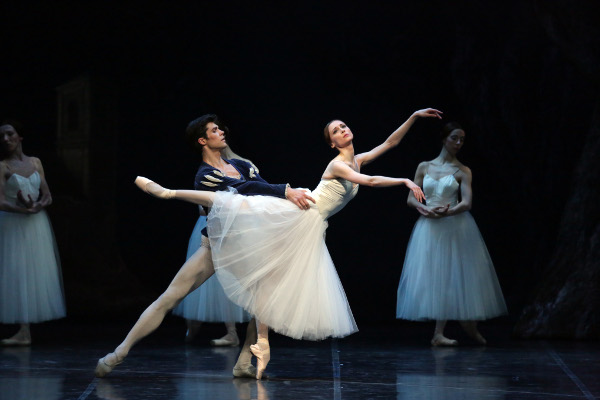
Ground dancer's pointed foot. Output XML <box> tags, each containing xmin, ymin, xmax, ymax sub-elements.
<box><xmin>431</xmin><ymin>334</ymin><xmax>458</xmax><ymax>347</ymax></box>
<box><xmin>233</xmin><ymin>364</ymin><xmax>258</xmax><ymax>378</ymax></box>
<box><xmin>250</xmin><ymin>338</ymin><xmax>270</xmax><ymax>380</ymax></box>
<box><xmin>210</xmin><ymin>332</ymin><xmax>240</xmax><ymax>347</ymax></box>
<box><xmin>460</xmin><ymin>321</ymin><xmax>487</xmax><ymax>345</ymax></box>
<box><xmin>134</xmin><ymin>176</ymin><xmax>175</xmax><ymax>199</ymax></box>
<box><xmin>95</xmin><ymin>352</ymin><xmax>124</xmax><ymax>378</ymax></box>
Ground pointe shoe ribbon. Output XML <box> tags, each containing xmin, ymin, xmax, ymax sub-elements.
<box><xmin>134</xmin><ymin>176</ymin><xmax>175</xmax><ymax>199</ymax></box>
<box><xmin>95</xmin><ymin>353</ymin><xmax>124</xmax><ymax>378</ymax></box>
<box><xmin>250</xmin><ymin>339</ymin><xmax>270</xmax><ymax>380</ymax></box>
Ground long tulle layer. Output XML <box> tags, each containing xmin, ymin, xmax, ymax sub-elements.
<box><xmin>396</xmin><ymin>212</ymin><xmax>507</xmax><ymax>321</ymax></box>
<box><xmin>0</xmin><ymin>210</ymin><xmax>66</xmax><ymax>323</ymax></box>
<box><xmin>208</xmin><ymin>189</ymin><xmax>357</xmax><ymax>340</ymax></box>
<box><xmin>173</xmin><ymin>215</ymin><xmax>250</xmax><ymax>323</ymax></box>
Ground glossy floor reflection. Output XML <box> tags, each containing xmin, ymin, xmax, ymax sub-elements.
<box><xmin>0</xmin><ymin>320</ymin><xmax>598</xmax><ymax>399</ymax></box>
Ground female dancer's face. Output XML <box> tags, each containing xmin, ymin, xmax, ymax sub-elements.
<box><xmin>201</xmin><ymin>122</ymin><xmax>228</xmax><ymax>151</ymax></box>
<box><xmin>0</xmin><ymin>124</ymin><xmax>22</xmax><ymax>154</ymax></box>
<box><xmin>328</xmin><ymin>120</ymin><xmax>354</xmax><ymax>149</ymax></box>
<box><xmin>443</xmin><ymin>129</ymin><xmax>465</xmax><ymax>155</ymax></box>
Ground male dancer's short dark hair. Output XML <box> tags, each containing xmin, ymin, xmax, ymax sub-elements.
<box><xmin>185</xmin><ymin>114</ymin><xmax>220</xmax><ymax>154</ymax></box>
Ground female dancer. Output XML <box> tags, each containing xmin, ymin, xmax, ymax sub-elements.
<box><xmin>396</xmin><ymin>122</ymin><xmax>507</xmax><ymax>346</ymax></box>
<box><xmin>0</xmin><ymin>121</ymin><xmax>66</xmax><ymax>346</ymax></box>
<box><xmin>135</xmin><ymin>108</ymin><xmax>441</xmax><ymax>378</ymax></box>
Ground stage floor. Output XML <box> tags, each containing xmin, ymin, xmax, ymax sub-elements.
<box><xmin>0</xmin><ymin>320</ymin><xmax>598</xmax><ymax>400</ymax></box>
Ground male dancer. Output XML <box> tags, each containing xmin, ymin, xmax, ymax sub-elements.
<box><xmin>95</xmin><ymin>114</ymin><xmax>314</xmax><ymax>378</ymax></box>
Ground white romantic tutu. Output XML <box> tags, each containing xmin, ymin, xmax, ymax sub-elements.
<box><xmin>396</xmin><ymin>212</ymin><xmax>507</xmax><ymax>321</ymax></box>
<box><xmin>207</xmin><ymin>189</ymin><xmax>357</xmax><ymax>340</ymax></box>
<box><xmin>173</xmin><ymin>214</ymin><xmax>250</xmax><ymax>323</ymax></box>
<box><xmin>0</xmin><ymin>210</ymin><xmax>66</xmax><ymax>323</ymax></box>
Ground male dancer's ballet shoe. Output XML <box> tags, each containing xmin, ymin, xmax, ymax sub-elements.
<box><xmin>250</xmin><ymin>338</ymin><xmax>270</xmax><ymax>380</ymax></box>
<box><xmin>95</xmin><ymin>352</ymin><xmax>124</xmax><ymax>378</ymax></box>
<box><xmin>0</xmin><ymin>338</ymin><xmax>31</xmax><ymax>347</ymax></box>
<box><xmin>431</xmin><ymin>334</ymin><xmax>458</xmax><ymax>347</ymax></box>
<box><xmin>233</xmin><ymin>364</ymin><xmax>259</xmax><ymax>379</ymax></box>
<box><xmin>210</xmin><ymin>333</ymin><xmax>240</xmax><ymax>347</ymax></box>
<box><xmin>134</xmin><ymin>176</ymin><xmax>175</xmax><ymax>199</ymax></box>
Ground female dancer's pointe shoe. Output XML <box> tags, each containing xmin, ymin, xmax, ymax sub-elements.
<box><xmin>465</xmin><ymin>329</ymin><xmax>487</xmax><ymax>345</ymax></box>
<box><xmin>249</xmin><ymin>339</ymin><xmax>270</xmax><ymax>380</ymax></box>
<box><xmin>233</xmin><ymin>364</ymin><xmax>258</xmax><ymax>379</ymax></box>
<box><xmin>460</xmin><ymin>322</ymin><xmax>487</xmax><ymax>345</ymax></box>
<box><xmin>95</xmin><ymin>352</ymin><xmax>124</xmax><ymax>378</ymax></box>
<box><xmin>431</xmin><ymin>334</ymin><xmax>458</xmax><ymax>347</ymax></box>
<box><xmin>210</xmin><ymin>333</ymin><xmax>240</xmax><ymax>347</ymax></box>
<box><xmin>0</xmin><ymin>337</ymin><xmax>31</xmax><ymax>347</ymax></box>
<box><xmin>134</xmin><ymin>176</ymin><xmax>175</xmax><ymax>199</ymax></box>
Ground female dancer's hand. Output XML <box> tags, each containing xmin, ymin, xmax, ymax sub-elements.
<box><xmin>17</xmin><ymin>191</ymin><xmax>42</xmax><ymax>213</ymax></box>
<box><xmin>417</xmin><ymin>204</ymin><xmax>450</xmax><ymax>218</ymax></box>
<box><xmin>412</xmin><ymin>108</ymin><xmax>443</xmax><ymax>119</ymax></box>
<box><xmin>405</xmin><ymin>180</ymin><xmax>425</xmax><ymax>203</ymax></box>
<box><xmin>432</xmin><ymin>205</ymin><xmax>450</xmax><ymax>216</ymax></box>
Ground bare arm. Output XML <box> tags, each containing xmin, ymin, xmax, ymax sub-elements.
<box><xmin>328</xmin><ymin>161</ymin><xmax>425</xmax><ymax>202</ymax></box>
<box><xmin>429</xmin><ymin>167</ymin><xmax>472</xmax><ymax>218</ymax></box>
<box><xmin>406</xmin><ymin>162</ymin><xmax>427</xmax><ymax>209</ymax></box>
<box><xmin>406</xmin><ymin>162</ymin><xmax>441</xmax><ymax>218</ymax></box>
<box><xmin>444</xmin><ymin>167</ymin><xmax>472</xmax><ymax>216</ymax></box>
<box><xmin>355</xmin><ymin>108</ymin><xmax>442</xmax><ymax>167</ymax></box>
<box><xmin>0</xmin><ymin>162</ymin><xmax>32</xmax><ymax>213</ymax></box>
<box><xmin>32</xmin><ymin>157</ymin><xmax>53</xmax><ymax>209</ymax></box>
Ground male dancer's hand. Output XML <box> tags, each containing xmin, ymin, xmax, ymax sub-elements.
<box><xmin>286</xmin><ymin>188</ymin><xmax>315</xmax><ymax>210</ymax></box>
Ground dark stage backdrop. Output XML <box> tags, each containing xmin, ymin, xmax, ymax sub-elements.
<box><xmin>1</xmin><ymin>1</ymin><xmax>598</xmax><ymax>336</ymax></box>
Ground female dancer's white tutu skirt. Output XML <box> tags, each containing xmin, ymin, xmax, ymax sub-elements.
<box><xmin>173</xmin><ymin>215</ymin><xmax>250</xmax><ymax>323</ymax></box>
<box><xmin>0</xmin><ymin>210</ymin><xmax>66</xmax><ymax>323</ymax></box>
<box><xmin>207</xmin><ymin>189</ymin><xmax>357</xmax><ymax>340</ymax></box>
<box><xmin>396</xmin><ymin>212</ymin><xmax>507</xmax><ymax>321</ymax></box>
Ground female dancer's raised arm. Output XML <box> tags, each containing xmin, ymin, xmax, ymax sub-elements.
<box><xmin>354</xmin><ymin>108</ymin><xmax>442</xmax><ymax>167</ymax></box>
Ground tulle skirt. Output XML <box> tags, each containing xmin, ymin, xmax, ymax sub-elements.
<box><xmin>207</xmin><ymin>189</ymin><xmax>357</xmax><ymax>340</ymax></box>
<box><xmin>0</xmin><ymin>210</ymin><xmax>66</xmax><ymax>323</ymax></box>
<box><xmin>396</xmin><ymin>212</ymin><xmax>507</xmax><ymax>321</ymax></box>
<box><xmin>173</xmin><ymin>215</ymin><xmax>250</xmax><ymax>323</ymax></box>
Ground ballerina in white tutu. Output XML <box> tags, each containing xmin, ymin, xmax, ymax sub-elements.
<box><xmin>0</xmin><ymin>121</ymin><xmax>66</xmax><ymax>346</ymax></box>
<box><xmin>135</xmin><ymin>108</ymin><xmax>441</xmax><ymax>378</ymax></box>
<box><xmin>396</xmin><ymin>121</ymin><xmax>507</xmax><ymax>346</ymax></box>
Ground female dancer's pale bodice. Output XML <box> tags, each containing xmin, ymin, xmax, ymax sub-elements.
<box><xmin>423</xmin><ymin>174</ymin><xmax>459</xmax><ymax>208</ymax></box>
<box><xmin>3</xmin><ymin>172</ymin><xmax>40</xmax><ymax>207</ymax></box>
<box><xmin>311</xmin><ymin>178</ymin><xmax>359</xmax><ymax>220</ymax></box>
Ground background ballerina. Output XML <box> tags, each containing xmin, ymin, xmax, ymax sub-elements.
<box><xmin>0</xmin><ymin>121</ymin><xmax>66</xmax><ymax>346</ymax></box>
<box><xmin>396</xmin><ymin>121</ymin><xmax>507</xmax><ymax>346</ymax></box>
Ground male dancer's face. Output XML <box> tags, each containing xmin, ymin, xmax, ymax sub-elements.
<box><xmin>200</xmin><ymin>122</ymin><xmax>228</xmax><ymax>151</ymax></box>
